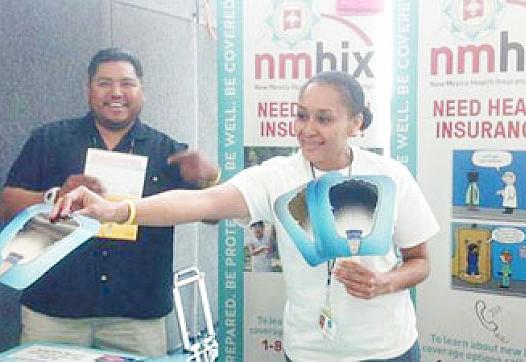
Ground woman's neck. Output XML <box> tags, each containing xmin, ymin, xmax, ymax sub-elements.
<box><xmin>311</xmin><ymin>147</ymin><xmax>353</xmax><ymax>172</ymax></box>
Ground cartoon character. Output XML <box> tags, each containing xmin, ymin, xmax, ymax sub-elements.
<box><xmin>465</xmin><ymin>171</ymin><xmax>480</xmax><ymax>209</ymax></box>
<box><xmin>246</xmin><ymin>221</ymin><xmax>273</xmax><ymax>272</ymax></box>
<box><xmin>496</xmin><ymin>171</ymin><xmax>517</xmax><ymax>214</ymax></box>
<box><xmin>499</xmin><ymin>250</ymin><xmax>512</xmax><ymax>288</ymax></box>
<box><xmin>466</xmin><ymin>243</ymin><xmax>480</xmax><ymax>277</ymax></box>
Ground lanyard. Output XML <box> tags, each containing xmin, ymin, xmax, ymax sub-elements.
<box><xmin>325</xmin><ymin>259</ymin><xmax>336</xmax><ymax>309</ymax></box>
<box><xmin>308</xmin><ymin>148</ymin><xmax>352</xmax><ymax>178</ymax></box>
<box><xmin>91</xmin><ymin>135</ymin><xmax>135</xmax><ymax>154</ymax></box>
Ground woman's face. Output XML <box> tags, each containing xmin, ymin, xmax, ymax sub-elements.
<box><xmin>295</xmin><ymin>83</ymin><xmax>362</xmax><ymax>170</ymax></box>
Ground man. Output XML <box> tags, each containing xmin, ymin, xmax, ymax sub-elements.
<box><xmin>246</xmin><ymin>221</ymin><xmax>273</xmax><ymax>272</ymax></box>
<box><xmin>0</xmin><ymin>48</ymin><xmax>219</xmax><ymax>357</ymax></box>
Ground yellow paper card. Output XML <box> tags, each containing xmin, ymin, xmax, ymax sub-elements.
<box><xmin>97</xmin><ymin>222</ymin><xmax>138</xmax><ymax>241</ymax></box>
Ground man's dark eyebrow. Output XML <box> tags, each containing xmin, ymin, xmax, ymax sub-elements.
<box><xmin>95</xmin><ymin>76</ymin><xmax>138</xmax><ymax>81</ymax></box>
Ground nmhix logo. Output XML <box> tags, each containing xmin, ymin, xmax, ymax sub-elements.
<box><xmin>266</xmin><ymin>0</ymin><xmax>318</xmax><ymax>48</ymax></box>
<box><xmin>441</xmin><ymin>0</ymin><xmax>505</xmax><ymax>41</ymax></box>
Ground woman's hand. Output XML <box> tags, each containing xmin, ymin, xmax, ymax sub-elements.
<box><xmin>334</xmin><ymin>260</ymin><xmax>392</xmax><ymax>299</ymax></box>
<box><xmin>50</xmin><ymin>186</ymin><xmax>128</xmax><ymax>223</ymax></box>
<box><xmin>334</xmin><ymin>242</ymin><xmax>430</xmax><ymax>299</ymax></box>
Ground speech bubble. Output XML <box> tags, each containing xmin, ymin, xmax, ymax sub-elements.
<box><xmin>472</xmin><ymin>150</ymin><xmax>512</xmax><ymax>170</ymax></box>
<box><xmin>492</xmin><ymin>227</ymin><xmax>525</xmax><ymax>244</ymax></box>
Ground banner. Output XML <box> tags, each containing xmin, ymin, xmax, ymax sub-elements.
<box><xmin>416</xmin><ymin>1</ymin><xmax>526</xmax><ymax>361</ymax></box>
<box><xmin>391</xmin><ymin>0</ymin><xmax>419</xmax><ymax>174</ymax></box>
<box><xmin>218</xmin><ymin>1</ymin><xmax>244</xmax><ymax>361</ymax></box>
<box><xmin>218</xmin><ymin>1</ymin><xmax>391</xmax><ymax>360</ymax></box>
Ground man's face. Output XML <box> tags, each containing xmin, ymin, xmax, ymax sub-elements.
<box><xmin>252</xmin><ymin>225</ymin><xmax>265</xmax><ymax>239</ymax></box>
<box><xmin>88</xmin><ymin>61</ymin><xmax>144</xmax><ymax>131</ymax></box>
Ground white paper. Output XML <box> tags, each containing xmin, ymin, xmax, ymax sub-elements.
<box><xmin>84</xmin><ymin>148</ymin><xmax>147</xmax><ymax>198</ymax></box>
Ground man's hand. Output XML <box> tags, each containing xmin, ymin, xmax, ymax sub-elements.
<box><xmin>334</xmin><ymin>259</ymin><xmax>392</xmax><ymax>299</ymax></box>
<box><xmin>58</xmin><ymin>174</ymin><xmax>105</xmax><ymax>198</ymax></box>
<box><xmin>51</xmin><ymin>186</ymin><xmax>125</xmax><ymax>223</ymax></box>
<box><xmin>167</xmin><ymin>151</ymin><xmax>219</xmax><ymax>186</ymax></box>
<box><xmin>251</xmin><ymin>246</ymin><xmax>270</xmax><ymax>256</ymax></box>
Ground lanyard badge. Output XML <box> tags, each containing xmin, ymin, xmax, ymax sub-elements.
<box><xmin>320</xmin><ymin>259</ymin><xmax>337</xmax><ymax>340</ymax></box>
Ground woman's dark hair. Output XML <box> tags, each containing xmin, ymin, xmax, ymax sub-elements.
<box><xmin>88</xmin><ymin>48</ymin><xmax>143</xmax><ymax>81</ymax></box>
<box><xmin>299</xmin><ymin>71</ymin><xmax>372</xmax><ymax>130</ymax></box>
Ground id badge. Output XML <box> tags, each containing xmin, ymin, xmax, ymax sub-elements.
<box><xmin>319</xmin><ymin>307</ymin><xmax>337</xmax><ymax>340</ymax></box>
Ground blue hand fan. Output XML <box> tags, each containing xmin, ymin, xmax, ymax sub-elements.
<box><xmin>0</xmin><ymin>204</ymin><xmax>100</xmax><ymax>289</ymax></box>
<box><xmin>275</xmin><ymin>172</ymin><xmax>396</xmax><ymax>266</ymax></box>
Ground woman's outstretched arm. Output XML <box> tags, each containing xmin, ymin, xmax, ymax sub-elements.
<box><xmin>52</xmin><ymin>183</ymin><xmax>250</xmax><ymax>226</ymax></box>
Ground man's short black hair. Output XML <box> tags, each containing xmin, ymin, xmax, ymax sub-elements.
<box><xmin>250</xmin><ymin>221</ymin><xmax>265</xmax><ymax>229</ymax></box>
<box><xmin>88</xmin><ymin>47</ymin><xmax>143</xmax><ymax>81</ymax></box>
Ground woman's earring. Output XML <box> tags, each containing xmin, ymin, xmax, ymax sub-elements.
<box><xmin>349</xmin><ymin>115</ymin><xmax>363</xmax><ymax>136</ymax></box>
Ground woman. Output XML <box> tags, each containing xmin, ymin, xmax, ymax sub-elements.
<box><xmin>55</xmin><ymin>71</ymin><xmax>439</xmax><ymax>361</ymax></box>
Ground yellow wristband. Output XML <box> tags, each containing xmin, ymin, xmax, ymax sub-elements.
<box><xmin>199</xmin><ymin>169</ymin><xmax>222</xmax><ymax>189</ymax></box>
<box><xmin>123</xmin><ymin>199</ymin><xmax>137</xmax><ymax>224</ymax></box>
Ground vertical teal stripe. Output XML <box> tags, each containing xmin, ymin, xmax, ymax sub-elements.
<box><xmin>391</xmin><ymin>0</ymin><xmax>418</xmax><ymax>175</ymax></box>
<box><xmin>391</xmin><ymin>0</ymin><xmax>419</xmax><ymax>303</ymax></box>
<box><xmin>217</xmin><ymin>0</ymin><xmax>244</xmax><ymax>360</ymax></box>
